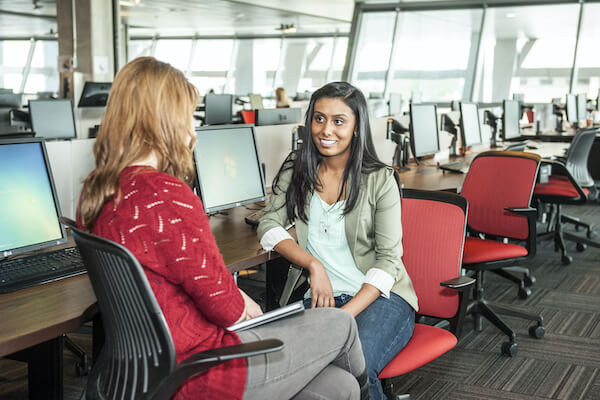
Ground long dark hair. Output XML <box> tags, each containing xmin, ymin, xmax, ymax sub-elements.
<box><xmin>272</xmin><ymin>81</ymin><xmax>389</xmax><ymax>223</ymax></box>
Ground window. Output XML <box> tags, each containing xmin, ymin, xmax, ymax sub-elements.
<box><xmin>128</xmin><ymin>40</ymin><xmax>153</xmax><ymax>61</ymax></box>
<box><xmin>154</xmin><ymin>40</ymin><xmax>192</xmax><ymax>72</ymax></box>
<box><xmin>572</xmin><ymin>3</ymin><xmax>600</xmax><ymax>99</ymax></box>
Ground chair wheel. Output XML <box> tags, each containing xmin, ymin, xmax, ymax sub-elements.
<box><xmin>518</xmin><ymin>287</ymin><xmax>531</xmax><ymax>299</ymax></box>
<box><xmin>587</xmin><ymin>230</ymin><xmax>597</xmax><ymax>239</ymax></box>
<box><xmin>523</xmin><ymin>275</ymin><xmax>536</xmax><ymax>286</ymax></box>
<box><xmin>501</xmin><ymin>341</ymin><xmax>518</xmax><ymax>357</ymax></box>
<box><xmin>576</xmin><ymin>243</ymin><xmax>587</xmax><ymax>252</ymax></box>
<box><xmin>561</xmin><ymin>255</ymin><xmax>573</xmax><ymax>265</ymax></box>
<box><xmin>529</xmin><ymin>325</ymin><xmax>545</xmax><ymax>339</ymax></box>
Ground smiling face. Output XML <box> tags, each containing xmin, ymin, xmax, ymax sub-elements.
<box><xmin>311</xmin><ymin>97</ymin><xmax>356</xmax><ymax>164</ymax></box>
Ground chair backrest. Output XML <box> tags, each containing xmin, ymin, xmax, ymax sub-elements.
<box><xmin>461</xmin><ymin>151</ymin><xmax>540</xmax><ymax>240</ymax></box>
<box><xmin>60</xmin><ymin>218</ymin><xmax>176</xmax><ymax>400</ymax></box>
<box><xmin>401</xmin><ymin>189</ymin><xmax>467</xmax><ymax>319</ymax></box>
<box><xmin>565</xmin><ymin>128</ymin><xmax>597</xmax><ymax>187</ymax></box>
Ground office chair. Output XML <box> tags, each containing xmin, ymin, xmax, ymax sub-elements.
<box><xmin>460</xmin><ymin>151</ymin><xmax>544</xmax><ymax>357</ymax></box>
<box><xmin>59</xmin><ymin>217</ymin><xmax>283</xmax><ymax>400</ymax></box>
<box><xmin>534</xmin><ymin>128</ymin><xmax>598</xmax><ymax>265</ymax></box>
<box><xmin>378</xmin><ymin>189</ymin><xmax>474</xmax><ymax>398</ymax></box>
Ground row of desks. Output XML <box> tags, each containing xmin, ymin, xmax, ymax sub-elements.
<box><xmin>0</xmin><ymin>141</ymin><xmax>570</xmax><ymax>399</ymax></box>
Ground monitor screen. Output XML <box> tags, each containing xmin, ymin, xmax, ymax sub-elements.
<box><xmin>193</xmin><ymin>125</ymin><xmax>266</xmax><ymax>214</ymax></box>
<box><xmin>249</xmin><ymin>93</ymin><xmax>264</xmax><ymax>110</ymax></box>
<box><xmin>78</xmin><ymin>81</ymin><xmax>111</xmax><ymax>107</ymax></box>
<box><xmin>389</xmin><ymin>93</ymin><xmax>402</xmax><ymax>116</ymax></box>
<box><xmin>255</xmin><ymin>108</ymin><xmax>302</xmax><ymax>126</ymax></box>
<box><xmin>409</xmin><ymin>103</ymin><xmax>440</xmax><ymax>158</ymax></box>
<box><xmin>459</xmin><ymin>102</ymin><xmax>482</xmax><ymax>147</ymax></box>
<box><xmin>502</xmin><ymin>99</ymin><xmax>520</xmax><ymax>140</ymax></box>
<box><xmin>576</xmin><ymin>93</ymin><xmax>587</xmax><ymax>122</ymax></box>
<box><xmin>29</xmin><ymin>99</ymin><xmax>77</xmax><ymax>140</ymax></box>
<box><xmin>204</xmin><ymin>94</ymin><xmax>233</xmax><ymax>125</ymax></box>
<box><xmin>0</xmin><ymin>138</ymin><xmax>66</xmax><ymax>257</ymax></box>
<box><xmin>565</xmin><ymin>94</ymin><xmax>578</xmax><ymax>123</ymax></box>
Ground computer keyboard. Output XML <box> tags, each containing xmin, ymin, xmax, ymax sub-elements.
<box><xmin>439</xmin><ymin>161</ymin><xmax>470</xmax><ymax>174</ymax></box>
<box><xmin>0</xmin><ymin>247</ymin><xmax>86</xmax><ymax>293</ymax></box>
<box><xmin>245</xmin><ymin>208</ymin><xmax>266</xmax><ymax>227</ymax></box>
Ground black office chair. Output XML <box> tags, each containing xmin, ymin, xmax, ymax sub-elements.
<box><xmin>59</xmin><ymin>217</ymin><xmax>283</xmax><ymax>400</ymax></box>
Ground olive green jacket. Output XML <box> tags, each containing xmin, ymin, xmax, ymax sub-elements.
<box><xmin>257</xmin><ymin>166</ymin><xmax>418</xmax><ymax>311</ymax></box>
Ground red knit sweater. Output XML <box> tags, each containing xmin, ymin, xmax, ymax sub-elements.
<box><xmin>89</xmin><ymin>166</ymin><xmax>247</xmax><ymax>400</ymax></box>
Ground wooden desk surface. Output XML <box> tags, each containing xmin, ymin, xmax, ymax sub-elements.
<box><xmin>0</xmin><ymin>206</ymin><xmax>270</xmax><ymax>357</ymax></box>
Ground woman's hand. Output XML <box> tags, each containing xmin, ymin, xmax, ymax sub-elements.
<box><xmin>239</xmin><ymin>288</ymin><xmax>263</xmax><ymax>319</ymax></box>
<box><xmin>308</xmin><ymin>261</ymin><xmax>334</xmax><ymax>308</ymax></box>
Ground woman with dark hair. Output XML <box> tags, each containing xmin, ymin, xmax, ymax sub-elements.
<box><xmin>78</xmin><ymin>59</ymin><xmax>368</xmax><ymax>400</ymax></box>
<box><xmin>258</xmin><ymin>81</ymin><xmax>418</xmax><ymax>399</ymax></box>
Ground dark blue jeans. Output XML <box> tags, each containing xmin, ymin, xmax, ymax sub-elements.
<box><xmin>304</xmin><ymin>293</ymin><xmax>415</xmax><ymax>400</ymax></box>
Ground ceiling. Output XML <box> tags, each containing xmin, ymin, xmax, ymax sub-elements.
<box><xmin>0</xmin><ymin>0</ymin><xmax>354</xmax><ymax>38</ymax></box>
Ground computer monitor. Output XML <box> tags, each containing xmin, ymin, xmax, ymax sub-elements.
<box><xmin>78</xmin><ymin>81</ymin><xmax>111</xmax><ymax>107</ymax></box>
<box><xmin>29</xmin><ymin>99</ymin><xmax>77</xmax><ymax>140</ymax></box>
<box><xmin>204</xmin><ymin>94</ymin><xmax>233</xmax><ymax>125</ymax></box>
<box><xmin>389</xmin><ymin>93</ymin><xmax>402</xmax><ymax>116</ymax></box>
<box><xmin>0</xmin><ymin>138</ymin><xmax>67</xmax><ymax>257</ymax></box>
<box><xmin>576</xmin><ymin>93</ymin><xmax>587</xmax><ymax>122</ymax></box>
<box><xmin>565</xmin><ymin>94</ymin><xmax>578</xmax><ymax>124</ymax></box>
<box><xmin>459</xmin><ymin>102</ymin><xmax>482</xmax><ymax>150</ymax></box>
<box><xmin>409</xmin><ymin>103</ymin><xmax>440</xmax><ymax>158</ymax></box>
<box><xmin>193</xmin><ymin>125</ymin><xmax>267</xmax><ymax>214</ymax></box>
<box><xmin>597</xmin><ymin>89</ymin><xmax>600</xmax><ymax>112</ymax></box>
<box><xmin>0</xmin><ymin>93</ymin><xmax>23</xmax><ymax>108</ymax></box>
<box><xmin>249</xmin><ymin>93</ymin><xmax>264</xmax><ymax>110</ymax></box>
<box><xmin>502</xmin><ymin>99</ymin><xmax>520</xmax><ymax>140</ymax></box>
<box><xmin>255</xmin><ymin>108</ymin><xmax>302</xmax><ymax>126</ymax></box>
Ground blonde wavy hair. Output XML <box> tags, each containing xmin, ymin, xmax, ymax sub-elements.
<box><xmin>78</xmin><ymin>57</ymin><xmax>199</xmax><ymax>231</ymax></box>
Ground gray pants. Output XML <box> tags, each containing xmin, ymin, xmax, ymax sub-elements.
<box><xmin>238</xmin><ymin>307</ymin><xmax>366</xmax><ymax>400</ymax></box>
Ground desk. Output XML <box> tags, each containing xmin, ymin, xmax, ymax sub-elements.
<box><xmin>0</xmin><ymin>206</ymin><xmax>277</xmax><ymax>399</ymax></box>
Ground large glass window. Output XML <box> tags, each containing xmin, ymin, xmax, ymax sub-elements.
<box><xmin>128</xmin><ymin>40</ymin><xmax>153</xmax><ymax>61</ymax></box>
<box><xmin>154</xmin><ymin>40</ymin><xmax>192</xmax><ymax>72</ymax></box>
<box><xmin>2</xmin><ymin>41</ymin><xmax>30</xmax><ymax>91</ymax></box>
<box><xmin>390</xmin><ymin>9</ymin><xmax>483</xmax><ymax>102</ymax></box>
<box><xmin>252</xmin><ymin>39</ymin><xmax>281</xmax><ymax>96</ymax></box>
<box><xmin>474</xmin><ymin>4</ymin><xmax>580</xmax><ymax>103</ymax></box>
<box><xmin>572</xmin><ymin>3</ymin><xmax>600</xmax><ymax>99</ymax></box>
<box><xmin>1</xmin><ymin>40</ymin><xmax>58</xmax><ymax>93</ymax></box>
<box><xmin>352</xmin><ymin>12</ymin><xmax>396</xmax><ymax>96</ymax></box>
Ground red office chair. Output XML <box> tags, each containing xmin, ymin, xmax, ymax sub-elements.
<box><xmin>460</xmin><ymin>151</ymin><xmax>544</xmax><ymax>357</ymax></box>
<box><xmin>379</xmin><ymin>189</ymin><xmax>474</xmax><ymax>396</ymax></box>
<box><xmin>534</xmin><ymin>128</ymin><xmax>598</xmax><ymax>265</ymax></box>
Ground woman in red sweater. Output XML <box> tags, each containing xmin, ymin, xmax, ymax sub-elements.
<box><xmin>77</xmin><ymin>57</ymin><xmax>368</xmax><ymax>400</ymax></box>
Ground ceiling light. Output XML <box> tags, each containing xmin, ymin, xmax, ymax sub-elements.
<box><xmin>277</xmin><ymin>24</ymin><xmax>297</xmax><ymax>34</ymax></box>
<box><xmin>120</xmin><ymin>0</ymin><xmax>141</xmax><ymax>6</ymax></box>
<box><xmin>505</xmin><ymin>12</ymin><xmax>516</xmax><ymax>18</ymax></box>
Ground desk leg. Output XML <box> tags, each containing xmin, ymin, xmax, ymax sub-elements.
<box><xmin>27</xmin><ymin>337</ymin><xmax>64</xmax><ymax>400</ymax></box>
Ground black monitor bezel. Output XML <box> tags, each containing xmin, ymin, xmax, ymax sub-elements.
<box><xmin>77</xmin><ymin>81</ymin><xmax>112</xmax><ymax>107</ymax></box>
<box><xmin>459</xmin><ymin>102</ymin><xmax>482</xmax><ymax>151</ymax></box>
<box><xmin>0</xmin><ymin>137</ymin><xmax>68</xmax><ymax>258</ymax></box>
<box><xmin>255</xmin><ymin>108</ymin><xmax>302</xmax><ymax>126</ymax></box>
<box><xmin>204</xmin><ymin>94</ymin><xmax>233</xmax><ymax>125</ymax></box>
<box><xmin>409</xmin><ymin>103</ymin><xmax>440</xmax><ymax>159</ymax></box>
<box><xmin>28</xmin><ymin>98</ymin><xmax>77</xmax><ymax>140</ymax></box>
<box><xmin>501</xmin><ymin>99</ymin><xmax>520</xmax><ymax>140</ymax></box>
<box><xmin>193</xmin><ymin>124</ymin><xmax>267</xmax><ymax>214</ymax></box>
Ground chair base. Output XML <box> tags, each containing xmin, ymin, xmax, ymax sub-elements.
<box><xmin>492</xmin><ymin>267</ymin><xmax>535</xmax><ymax>299</ymax></box>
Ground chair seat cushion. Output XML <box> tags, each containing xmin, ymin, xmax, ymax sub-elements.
<box><xmin>378</xmin><ymin>324</ymin><xmax>457</xmax><ymax>379</ymax></box>
<box><xmin>462</xmin><ymin>236</ymin><xmax>528</xmax><ymax>264</ymax></box>
<box><xmin>534</xmin><ymin>181</ymin><xmax>589</xmax><ymax>198</ymax></box>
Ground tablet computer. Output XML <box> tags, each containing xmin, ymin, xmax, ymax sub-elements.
<box><xmin>227</xmin><ymin>300</ymin><xmax>305</xmax><ymax>332</ymax></box>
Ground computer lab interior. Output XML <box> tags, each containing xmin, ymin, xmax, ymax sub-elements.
<box><xmin>1</xmin><ymin>0</ymin><xmax>600</xmax><ymax>399</ymax></box>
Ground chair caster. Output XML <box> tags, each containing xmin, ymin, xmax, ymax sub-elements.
<box><xmin>518</xmin><ymin>287</ymin><xmax>531</xmax><ymax>299</ymax></box>
<box><xmin>561</xmin><ymin>255</ymin><xmax>573</xmax><ymax>265</ymax></box>
<box><xmin>523</xmin><ymin>275</ymin><xmax>536</xmax><ymax>286</ymax></box>
<box><xmin>501</xmin><ymin>341</ymin><xmax>517</xmax><ymax>357</ymax></box>
<box><xmin>529</xmin><ymin>324</ymin><xmax>545</xmax><ymax>339</ymax></box>
<box><xmin>576</xmin><ymin>243</ymin><xmax>586</xmax><ymax>252</ymax></box>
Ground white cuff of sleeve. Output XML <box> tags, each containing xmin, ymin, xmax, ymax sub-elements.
<box><xmin>260</xmin><ymin>226</ymin><xmax>294</xmax><ymax>251</ymax></box>
<box><xmin>364</xmin><ymin>268</ymin><xmax>395</xmax><ymax>299</ymax></box>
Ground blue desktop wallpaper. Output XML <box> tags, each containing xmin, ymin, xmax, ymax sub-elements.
<box><xmin>0</xmin><ymin>143</ymin><xmax>63</xmax><ymax>253</ymax></box>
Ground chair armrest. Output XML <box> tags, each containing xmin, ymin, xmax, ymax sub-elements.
<box><xmin>151</xmin><ymin>339</ymin><xmax>283</xmax><ymax>400</ymax></box>
<box><xmin>504</xmin><ymin>207</ymin><xmax>537</xmax><ymax>216</ymax></box>
<box><xmin>440</xmin><ymin>276</ymin><xmax>475</xmax><ymax>291</ymax></box>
